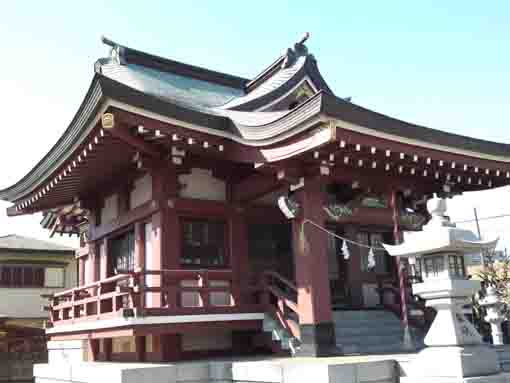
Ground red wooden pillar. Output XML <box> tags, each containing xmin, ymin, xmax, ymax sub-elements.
<box><xmin>152</xmin><ymin>334</ymin><xmax>181</xmax><ymax>362</ymax></box>
<box><xmin>87</xmin><ymin>245</ymin><xmax>97</xmax><ymax>284</ymax></box>
<box><xmin>100</xmin><ymin>238</ymin><xmax>108</xmax><ymax>280</ymax></box>
<box><xmin>390</xmin><ymin>189</ymin><xmax>415</xmax><ymax>350</ymax></box>
<box><xmin>78</xmin><ymin>257</ymin><xmax>85</xmax><ymax>286</ymax></box>
<box><xmin>149</xmin><ymin>165</ymin><xmax>180</xmax><ymax>308</ymax></box>
<box><xmin>135</xmin><ymin>336</ymin><xmax>146</xmax><ymax>362</ymax></box>
<box><xmin>150</xmin><ymin>211</ymin><xmax>165</xmax><ymax>308</ymax></box>
<box><xmin>87</xmin><ymin>339</ymin><xmax>100</xmax><ymax>362</ymax></box>
<box><xmin>292</xmin><ymin>177</ymin><xmax>339</xmax><ymax>356</ymax></box>
<box><xmin>134</xmin><ymin>222</ymin><xmax>145</xmax><ymax>314</ymax></box>
<box><xmin>229</xmin><ymin>209</ymin><xmax>249</xmax><ymax>306</ymax></box>
<box><xmin>345</xmin><ymin>224</ymin><xmax>363</xmax><ymax>307</ymax></box>
<box><xmin>104</xmin><ymin>338</ymin><xmax>112</xmax><ymax>361</ymax></box>
<box><xmin>134</xmin><ymin>222</ymin><xmax>145</xmax><ymax>271</ymax></box>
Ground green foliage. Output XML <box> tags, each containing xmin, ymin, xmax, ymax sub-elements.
<box><xmin>473</xmin><ymin>250</ymin><xmax>510</xmax><ymax>332</ymax></box>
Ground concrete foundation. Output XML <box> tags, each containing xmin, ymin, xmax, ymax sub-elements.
<box><xmin>34</xmin><ymin>356</ymin><xmax>396</xmax><ymax>383</ymax></box>
<box><xmin>34</xmin><ymin>346</ymin><xmax>510</xmax><ymax>383</ymax></box>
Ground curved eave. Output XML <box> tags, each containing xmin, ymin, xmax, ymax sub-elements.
<box><xmin>322</xmin><ymin>94</ymin><xmax>510</xmax><ymax>160</ymax></box>
<box><xmin>222</xmin><ymin>56</ymin><xmax>333</xmax><ymax>111</ymax></box>
<box><xmin>0</xmin><ymin>74</ymin><xmax>106</xmax><ymax>202</ymax></box>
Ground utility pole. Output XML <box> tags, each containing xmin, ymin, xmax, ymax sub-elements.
<box><xmin>474</xmin><ymin>208</ymin><xmax>485</xmax><ymax>266</ymax></box>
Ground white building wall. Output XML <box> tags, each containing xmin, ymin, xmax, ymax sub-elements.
<box><xmin>0</xmin><ymin>254</ymin><xmax>76</xmax><ymax>319</ymax></box>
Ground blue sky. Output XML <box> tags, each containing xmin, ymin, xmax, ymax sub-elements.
<box><xmin>0</xmin><ymin>1</ymin><xmax>508</xmax><ymax>247</ymax></box>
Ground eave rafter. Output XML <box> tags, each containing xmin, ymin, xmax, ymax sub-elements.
<box><xmin>111</xmin><ymin>108</ymin><xmax>228</xmax><ymax>165</ymax></box>
<box><xmin>304</xmin><ymin>125</ymin><xmax>510</xmax><ymax>192</ymax></box>
<box><xmin>10</xmin><ymin>129</ymin><xmax>107</xmax><ymax>215</ymax></box>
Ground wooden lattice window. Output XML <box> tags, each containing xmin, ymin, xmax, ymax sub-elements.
<box><xmin>181</xmin><ymin>219</ymin><xmax>226</xmax><ymax>267</ymax></box>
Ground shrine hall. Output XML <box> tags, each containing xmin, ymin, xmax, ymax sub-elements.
<box><xmin>2</xmin><ymin>34</ymin><xmax>510</xmax><ymax>361</ymax></box>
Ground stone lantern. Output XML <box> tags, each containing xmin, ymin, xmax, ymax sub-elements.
<box><xmin>384</xmin><ymin>196</ymin><xmax>502</xmax><ymax>382</ymax></box>
<box><xmin>480</xmin><ymin>286</ymin><xmax>507</xmax><ymax>346</ymax></box>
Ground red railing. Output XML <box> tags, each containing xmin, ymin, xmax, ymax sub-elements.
<box><xmin>47</xmin><ymin>269</ymin><xmax>258</xmax><ymax>326</ymax></box>
<box><xmin>261</xmin><ymin>271</ymin><xmax>300</xmax><ymax>339</ymax></box>
<box><xmin>375</xmin><ymin>274</ymin><xmax>427</xmax><ymax>329</ymax></box>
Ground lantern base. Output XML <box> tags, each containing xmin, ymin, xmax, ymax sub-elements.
<box><xmin>410</xmin><ymin>345</ymin><xmax>501</xmax><ymax>380</ymax></box>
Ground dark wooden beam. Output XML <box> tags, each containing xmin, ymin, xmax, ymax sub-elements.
<box><xmin>89</xmin><ymin>200</ymin><xmax>160</xmax><ymax>242</ymax></box>
<box><xmin>106</xmin><ymin>123</ymin><xmax>163</xmax><ymax>158</ymax></box>
<box><xmin>231</xmin><ymin>173</ymin><xmax>289</xmax><ymax>204</ymax></box>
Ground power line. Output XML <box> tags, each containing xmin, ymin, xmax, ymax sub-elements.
<box><xmin>454</xmin><ymin>213</ymin><xmax>510</xmax><ymax>224</ymax></box>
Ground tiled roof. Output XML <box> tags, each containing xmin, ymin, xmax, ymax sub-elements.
<box><xmin>99</xmin><ymin>62</ymin><xmax>243</xmax><ymax>112</ymax></box>
<box><xmin>0</xmin><ymin>234</ymin><xmax>75</xmax><ymax>253</ymax></box>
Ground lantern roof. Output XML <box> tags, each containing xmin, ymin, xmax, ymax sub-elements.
<box><xmin>383</xmin><ymin>197</ymin><xmax>498</xmax><ymax>257</ymax></box>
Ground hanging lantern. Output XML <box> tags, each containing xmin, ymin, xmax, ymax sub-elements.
<box><xmin>342</xmin><ymin>240</ymin><xmax>350</xmax><ymax>260</ymax></box>
<box><xmin>368</xmin><ymin>247</ymin><xmax>376</xmax><ymax>269</ymax></box>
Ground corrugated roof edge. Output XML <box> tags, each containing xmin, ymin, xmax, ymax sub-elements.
<box><xmin>0</xmin><ymin>234</ymin><xmax>75</xmax><ymax>253</ymax></box>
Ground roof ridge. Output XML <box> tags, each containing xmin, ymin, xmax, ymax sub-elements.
<box><xmin>100</xmin><ymin>36</ymin><xmax>249</xmax><ymax>90</ymax></box>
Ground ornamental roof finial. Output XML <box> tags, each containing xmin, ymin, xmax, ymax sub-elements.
<box><xmin>281</xmin><ymin>32</ymin><xmax>311</xmax><ymax>69</ymax></box>
<box><xmin>100</xmin><ymin>35</ymin><xmax>126</xmax><ymax>65</ymax></box>
<box><xmin>297</xmin><ymin>32</ymin><xmax>310</xmax><ymax>46</ymax></box>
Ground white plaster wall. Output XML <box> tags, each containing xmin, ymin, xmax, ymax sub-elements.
<box><xmin>130</xmin><ymin>173</ymin><xmax>152</xmax><ymax>209</ymax></box>
<box><xmin>100</xmin><ymin>194</ymin><xmax>118</xmax><ymax>224</ymax></box>
<box><xmin>178</xmin><ymin>168</ymin><xmax>226</xmax><ymax>201</ymax></box>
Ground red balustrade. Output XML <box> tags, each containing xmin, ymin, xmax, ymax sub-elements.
<box><xmin>261</xmin><ymin>271</ymin><xmax>301</xmax><ymax>340</ymax></box>
<box><xmin>46</xmin><ymin>269</ymin><xmax>260</xmax><ymax>327</ymax></box>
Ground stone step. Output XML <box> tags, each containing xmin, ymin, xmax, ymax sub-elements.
<box><xmin>335</xmin><ymin>317</ymin><xmax>402</xmax><ymax>327</ymax></box>
<box><xmin>333</xmin><ymin>310</ymin><xmax>397</xmax><ymax>320</ymax></box>
<box><xmin>332</xmin><ymin>310</ymin><xmax>420</xmax><ymax>355</ymax></box>
<box><xmin>342</xmin><ymin>342</ymin><xmax>405</xmax><ymax>355</ymax></box>
<box><xmin>335</xmin><ymin>324</ymin><xmax>403</xmax><ymax>336</ymax></box>
<box><xmin>336</xmin><ymin>333</ymin><xmax>403</xmax><ymax>346</ymax></box>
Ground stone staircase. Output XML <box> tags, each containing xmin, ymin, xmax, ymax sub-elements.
<box><xmin>334</xmin><ymin>310</ymin><xmax>424</xmax><ymax>355</ymax></box>
<box><xmin>264</xmin><ymin>310</ymin><xmax>425</xmax><ymax>356</ymax></box>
